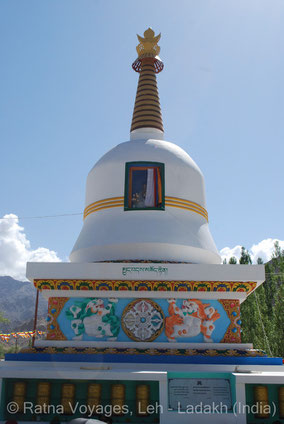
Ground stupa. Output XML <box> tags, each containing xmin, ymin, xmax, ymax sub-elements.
<box><xmin>0</xmin><ymin>28</ymin><xmax>283</xmax><ymax>424</ymax></box>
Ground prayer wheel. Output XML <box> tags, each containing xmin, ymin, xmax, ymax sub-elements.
<box><xmin>13</xmin><ymin>382</ymin><xmax>26</xmax><ymax>413</ymax></box>
<box><xmin>61</xmin><ymin>383</ymin><xmax>75</xmax><ymax>414</ymax></box>
<box><xmin>111</xmin><ymin>384</ymin><xmax>125</xmax><ymax>415</ymax></box>
<box><xmin>279</xmin><ymin>386</ymin><xmax>284</xmax><ymax>419</ymax></box>
<box><xmin>87</xmin><ymin>383</ymin><xmax>102</xmax><ymax>411</ymax></box>
<box><xmin>136</xmin><ymin>384</ymin><xmax>150</xmax><ymax>415</ymax></box>
<box><xmin>37</xmin><ymin>382</ymin><xmax>51</xmax><ymax>407</ymax></box>
<box><xmin>254</xmin><ymin>385</ymin><xmax>270</xmax><ymax>419</ymax></box>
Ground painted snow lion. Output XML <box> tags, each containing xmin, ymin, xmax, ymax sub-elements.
<box><xmin>165</xmin><ymin>299</ymin><xmax>220</xmax><ymax>342</ymax></box>
<box><xmin>66</xmin><ymin>298</ymin><xmax>120</xmax><ymax>341</ymax></box>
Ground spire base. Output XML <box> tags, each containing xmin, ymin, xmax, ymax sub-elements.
<box><xmin>130</xmin><ymin>127</ymin><xmax>164</xmax><ymax>141</ymax></box>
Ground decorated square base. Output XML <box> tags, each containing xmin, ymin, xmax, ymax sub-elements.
<box><xmin>27</xmin><ymin>262</ymin><xmax>265</xmax><ymax>351</ymax></box>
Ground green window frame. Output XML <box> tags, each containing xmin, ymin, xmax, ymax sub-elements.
<box><xmin>124</xmin><ymin>161</ymin><xmax>165</xmax><ymax>210</ymax></box>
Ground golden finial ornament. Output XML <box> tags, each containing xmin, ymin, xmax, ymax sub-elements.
<box><xmin>136</xmin><ymin>27</ymin><xmax>161</xmax><ymax>58</ymax></box>
<box><xmin>132</xmin><ymin>27</ymin><xmax>164</xmax><ymax>74</ymax></box>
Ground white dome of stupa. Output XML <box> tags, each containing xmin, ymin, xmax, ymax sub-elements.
<box><xmin>70</xmin><ymin>29</ymin><xmax>221</xmax><ymax>265</ymax></box>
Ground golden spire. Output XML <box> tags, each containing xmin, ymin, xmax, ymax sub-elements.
<box><xmin>131</xmin><ymin>28</ymin><xmax>164</xmax><ymax>133</ymax></box>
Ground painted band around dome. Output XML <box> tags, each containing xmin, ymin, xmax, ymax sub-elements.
<box><xmin>84</xmin><ymin>197</ymin><xmax>124</xmax><ymax>218</ymax></box>
<box><xmin>83</xmin><ymin>196</ymin><xmax>209</xmax><ymax>221</ymax></box>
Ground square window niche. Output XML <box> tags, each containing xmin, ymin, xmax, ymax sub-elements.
<box><xmin>124</xmin><ymin>162</ymin><xmax>165</xmax><ymax>211</ymax></box>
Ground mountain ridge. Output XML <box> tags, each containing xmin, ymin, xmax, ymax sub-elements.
<box><xmin>0</xmin><ymin>276</ymin><xmax>47</xmax><ymax>332</ymax></box>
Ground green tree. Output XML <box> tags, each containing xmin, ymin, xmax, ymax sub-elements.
<box><xmin>229</xmin><ymin>256</ymin><xmax>237</xmax><ymax>264</ymax></box>
<box><xmin>273</xmin><ymin>282</ymin><xmax>284</xmax><ymax>356</ymax></box>
<box><xmin>272</xmin><ymin>240</ymin><xmax>284</xmax><ymax>258</ymax></box>
<box><xmin>241</xmin><ymin>242</ymin><xmax>284</xmax><ymax>357</ymax></box>
<box><xmin>263</xmin><ymin>241</ymin><xmax>284</xmax><ymax>356</ymax></box>
<box><xmin>239</xmin><ymin>246</ymin><xmax>252</xmax><ymax>264</ymax></box>
<box><xmin>239</xmin><ymin>247</ymin><xmax>272</xmax><ymax>353</ymax></box>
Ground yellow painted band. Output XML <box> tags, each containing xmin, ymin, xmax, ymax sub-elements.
<box><xmin>84</xmin><ymin>198</ymin><xmax>124</xmax><ymax>218</ymax></box>
<box><xmin>84</xmin><ymin>203</ymin><xmax>124</xmax><ymax>219</ymax></box>
<box><xmin>165</xmin><ymin>197</ymin><xmax>208</xmax><ymax>217</ymax></box>
<box><xmin>165</xmin><ymin>202</ymin><xmax>208</xmax><ymax>221</ymax></box>
<box><xmin>85</xmin><ymin>201</ymin><xmax>124</xmax><ymax>214</ymax></box>
<box><xmin>84</xmin><ymin>197</ymin><xmax>124</xmax><ymax>212</ymax></box>
<box><xmin>84</xmin><ymin>199</ymin><xmax>123</xmax><ymax>209</ymax></box>
<box><xmin>84</xmin><ymin>196</ymin><xmax>208</xmax><ymax>221</ymax></box>
<box><xmin>166</xmin><ymin>200</ymin><xmax>207</xmax><ymax>214</ymax></box>
<box><xmin>166</xmin><ymin>196</ymin><xmax>207</xmax><ymax>209</ymax></box>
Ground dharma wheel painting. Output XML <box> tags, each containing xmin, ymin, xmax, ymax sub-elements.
<box><xmin>121</xmin><ymin>299</ymin><xmax>164</xmax><ymax>342</ymax></box>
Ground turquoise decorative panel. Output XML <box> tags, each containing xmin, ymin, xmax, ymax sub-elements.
<box><xmin>56</xmin><ymin>298</ymin><xmax>231</xmax><ymax>343</ymax></box>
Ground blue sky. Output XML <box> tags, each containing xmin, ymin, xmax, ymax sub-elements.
<box><xmin>0</xmin><ymin>0</ymin><xmax>283</xmax><ymax>277</ymax></box>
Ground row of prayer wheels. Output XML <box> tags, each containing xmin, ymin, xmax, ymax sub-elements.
<box><xmin>88</xmin><ymin>383</ymin><xmax>150</xmax><ymax>415</ymax></box>
<box><xmin>254</xmin><ymin>385</ymin><xmax>284</xmax><ymax>419</ymax></box>
<box><xmin>12</xmin><ymin>381</ymin><xmax>151</xmax><ymax>416</ymax></box>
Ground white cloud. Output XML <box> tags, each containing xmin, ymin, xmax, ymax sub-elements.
<box><xmin>0</xmin><ymin>214</ymin><xmax>61</xmax><ymax>281</ymax></box>
<box><xmin>220</xmin><ymin>238</ymin><xmax>284</xmax><ymax>264</ymax></box>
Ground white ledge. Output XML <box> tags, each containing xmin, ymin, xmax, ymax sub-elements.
<box><xmin>35</xmin><ymin>340</ymin><xmax>253</xmax><ymax>350</ymax></box>
<box><xmin>27</xmin><ymin>261</ymin><xmax>265</xmax><ymax>285</ymax></box>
